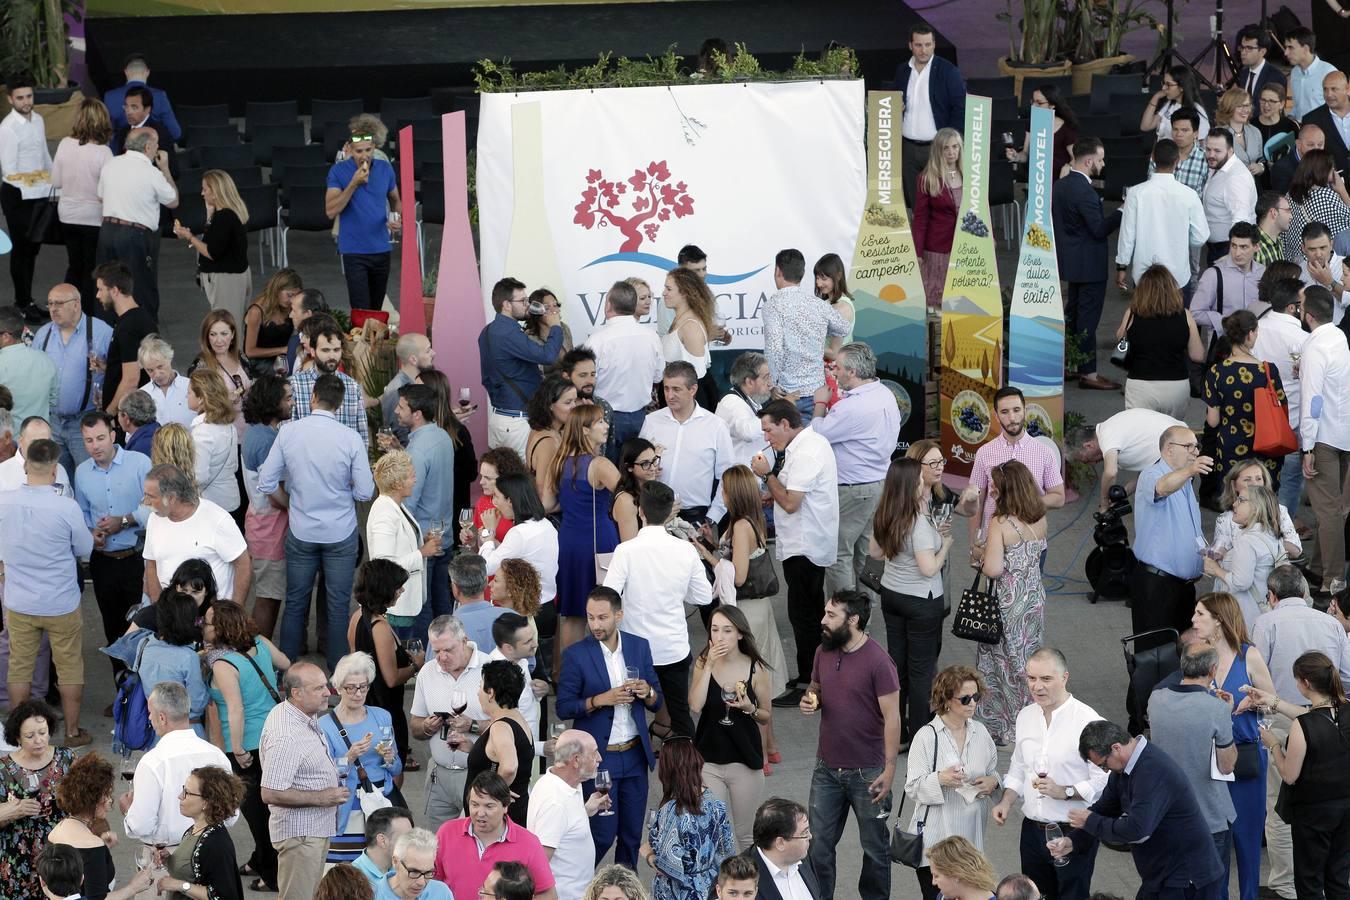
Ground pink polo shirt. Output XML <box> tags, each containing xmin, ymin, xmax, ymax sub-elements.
<box><xmin>969</xmin><ymin>431</ymin><xmax>1063</xmax><ymax>529</ymax></box>
<box><xmin>434</xmin><ymin>816</ymin><xmax>556</xmax><ymax>900</ymax></box>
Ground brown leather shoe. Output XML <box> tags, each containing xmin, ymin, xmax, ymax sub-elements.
<box><xmin>63</xmin><ymin>729</ymin><xmax>92</xmax><ymax>749</ymax></box>
<box><xmin>1078</xmin><ymin>374</ymin><xmax>1121</xmax><ymax>390</ymax></box>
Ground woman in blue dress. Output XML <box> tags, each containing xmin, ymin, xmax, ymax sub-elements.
<box><xmin>1190</xmin><ymin>591</ymin><xmax>1278</xmax><ymax>900</ymax></box>
<box><xmin>547</xmin><ymin>404</ymin><xmax>619</xmax><ymax>661</ymax></box>
<box><xmin>641</xmin><ymin>738</ymin><xmax>735</xmax><ymax>900</ymax></box>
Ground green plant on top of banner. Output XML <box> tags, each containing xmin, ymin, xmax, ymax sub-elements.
<box><xmin>0</xmin><ymin>0</ymin><xmax>77</xmax><ymax>88</ymax></box>
<box><xmin>474</xmin><ymin>44</ymin><xmax>857</xmax><ymax>93</ymax></box>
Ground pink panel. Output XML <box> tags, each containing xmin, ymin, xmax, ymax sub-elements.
<box><xmin>397</xmin><ymin>125</ymin><xmax>425</xmax><ymax>337</ymax></box>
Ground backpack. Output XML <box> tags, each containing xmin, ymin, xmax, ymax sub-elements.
<box><xmin>113</xmin><ymin>640</ymin><xmax>154</xmax><ymax>751</ymax></box>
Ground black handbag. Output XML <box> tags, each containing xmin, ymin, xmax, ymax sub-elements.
<box><xmin>26</xmin><ymin>188</ymin><xmax>63</xmax><ymax>246</ymax></box>
<box><xmin>737</xmin><ymin>542</ymin><xmax>780</xmax><ymax>600</ymax></box>
<box><xmin>951</xmin><ymin>570</ymin><xmax>1004</xmax><ymax>644</ymax></box>
<box><xmin>890</xmin><ymin>724</ymin><xmax>937</xmax><ymax>868</ymax></box>
<box><xmin>1233</xmin><ymin>741</ymin><xmax>1262</xmax><ymax>780</ymax></box>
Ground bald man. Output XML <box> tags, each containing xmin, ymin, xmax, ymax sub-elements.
<box><xmin>95</xmin><ymin>126</ymin><xmax>178</xmax><ymax>321</ymax></box>
<box><xmin>1270</xmin><ymin>123</ymin><xmax>1325</xmax><ymax>195</ymax></box>
<box><xmin>31</xmin><ymin>284</ymin><xmax>112</xmax><ymax>472</ymax></box>
<box><xmin>527</xmin><ymin>729</ymin><xmax>608</xmax><ymax>899</ymax></box>
<box><xmin>1301</xmin><ymin>70</ymin><xmax>1350</xmax><ymax>178</ymax></box>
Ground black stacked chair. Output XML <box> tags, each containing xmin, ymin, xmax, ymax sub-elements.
<box><xmin>1077</xmin><ymin>114</ymin><xmax>1123</xmax><ymax>139</ymax></box>
<box><xmin>1102</xmin><ymin>135</ymin><xmax>1151</xmax><ymax>162</ymax></box>
<box><xmin>988</xmin><ymin>158</ymin><xmax>1021</xmax><ymax>248</ymax></box>
<box><xmin>270</xmin><ymin>144</ymin><xmax>327</xmax><ymax>185</ymax></box>
<box><xmin>176</xmin><ymin>168</ymin><xmax>205</xmax><ymax>198</ymax></box>
<box><xmin>991</xmin><ymin>95</ymin><xmax>1020</xmax><ymax>122</ymax></box>
<box><xmin>322</xmin><ymin>121</ymin><xmax>351</xmax><ymax>162</ymax></box>
<box><xmin>309</xmin><ymin>98</ymin><xmax>364</xmax><ymax>144</ymax></box>
<box><xmin>199</xmin><ymin>144</ymin><xmax>255</xmax><ymax>171</ymax></box>
<box><xmin>279</xmin><ymin>165</ymin><xmax>330</xmax><ymax>189</ymax></box>
<box><xmin>1026</xmin><ymin>74</ymin><xmax>1073</xmax><ymax>103</ymax></box>
<box><xmin>414</xmin><ymin>139</ymin><xmax>443</xmax><ymax>169</ymax></box>
<box><xmin>224</xmin><ymin>167</ymin><xmax>265</xmax><ymax>189</ymax></box>
<box><xmin>1067</xmin><ymin>94</ymin><xmax>1094</xmax><ymax>118</ymax></box>
<box><xmin>185</xmin><ymin>124</ymin><xmax>241</xmax><ymax>151</ymax></box>
<box><xmin>378</xmin><ymin>97</ymin><xmax>435</xmax><ymax>143</ymax></box>
<box><xmin>279</xmin><ymin>186</ymin><xmax>335</xmax><ymax>268</ymax></box>
<box><xmin>239</xmin><ymin>182</ymin><xmax>281</xmax><ymax>267</ymax></box>
<box><xmin>1116</xmin><ymin>94</ymin><xmax>1153</xmax><ymax>136</ymax></box>
<box><xmin>966</xmin><ymin>76</ymin><xmax>1017</xmax><ymax>98</ymax></box>
<box><xmin>1102</xmin><ymin>156</ymin><xmax>1151</xmax><ymax>202</ymax></box>
<box><xmin>1091</xmin><ymin>73</ymin><xmax>1147</xmax><ymax>114</ymax></box>
<box><xmin>244</xmin><ymin>100</ymin><xmax>299</xmax><ymax>141</ymax></box>
<box><xmin>251</xmin><ymin>123</ymin><xmax>306</xmax><ymax>168</ymax></box>
<box><xmin>176</xmin><ymin>104</ymin><xmax>231</xmax><ymax>141</ymax></box>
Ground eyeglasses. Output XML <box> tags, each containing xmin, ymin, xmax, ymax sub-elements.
<box><xmin>1232</xmin><ymin>497</ymin><xmax>1250</xmax><ymax>506</ymax></box>
<box><xmin>1163</xmin><ymin>80</ymin><xmax>1179</xmax><ymax>88</ymax></box>
<box><xmin>956</xmin><ymin>692</ymin><xmax>983</xmax><ymax>705</ymax></box>
<box><xmin>1167</xmin><ymin>441</ymin><xmax>1200</xmax><ymax>452</ymax></box>
<box><xmin>179</xmin><ymin>787</ymin><xmax>201</xmax><ymax>799</ymax></box>
<box><xmin>635</xmin><ymin>456</ymin><xmax>662</xmax><ymax>470</ymax></box>
<box><xmin>47</xmin><ymin>297</ymin><xmax>80</xmax><ymax>307</ymax></box>
<box><xmin>922</xmin><ymin>457</ymin><xmax>946</xmax><ymax>470</ymax></box>
<box><xmin>339</xmin><ymin>683</ymin><xmax>370</xmax><ymax>693</ymax></box>
<box><xmin>400</xmin><ymin>860</ymin><xmax>435</xmax><ymax>881</ymax></box>
<box><xmin>787</xmin><ymin>832</ymin><xmax>812</xmax><ymax>842</ymax></box>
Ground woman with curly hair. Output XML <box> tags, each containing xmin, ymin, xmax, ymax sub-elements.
<box><xmin>46</xmin><ymin>753</ymin><xmax>153</xmax><ymax>900</ymax></box>
<box><xmin>583</xmin><ymin>864</ymin><xmax>652</xmax><ymax>900</ymax></box>
<box><xmin>642</xmin><ymin>738</ymin><xmax>735</xmax><ymax>900</ymax></box>
<box><xmin>0</xmin><ymin>702</ymin><xmax>77</xmax><ymax>898</ymax></box>
<box><xmin>315</xmin><ymin>863</ymin><xmax>375</xmax><ymax>900</ymax></box>
<box><xmin>155</xmin><ymin>765</ymin><xmax>246</xmax><ymax>900</ymax></box>
<box><xmin>151</xmin><ymin>423</ymin><xmax>197</xmax><ymax>483</ymax></box>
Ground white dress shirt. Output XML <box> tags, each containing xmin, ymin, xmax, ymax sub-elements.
<box><xmin>604</xmin><ymin>525</ymin><xmax>713</xmax><ymax>665</ymax></box>
<box><xmin>0</xmin><ymin>450</ymin><xmax>71</xmax><ymax>494</ymax></box>
<box><xmin>598</xmin><ymin>634</ymin><xmax>638</xmax><ymax>743</ymax></box>
<box><xmin>639</xmin><ymin>405</ymin><xmax>735</xmax><ymax>519</ymax></box>
<box><xmin>772</xmin><ymin>427</ymin><xmax>839</xmax><ymax>568</ymax></box>
<box><xmin>123</xmin><ymin>727</ymin><xmax>236</xmax><ymax>846</ymax></box>
<box><xmin>97</xmin><ymin>150</ymin><xmax>177</xmax><ymax>230</ymax></box>
<box><xmin>1252</xmin><ymin>309</ymin><xmax>1309</xmax><ymax>428</ymax></box>
<box><xmin>489</xmin><ymin>647</ymin><xmax>544</xmax><ymax>757</ymax></box>
<box><xmin>757</xmin><ymin>849</ymin><xmax>811</xmax><ymax>900</ymax></box>
<box><xmin>140</xmin><ymin>374</ymin><xmax>194</xmax><ymax>428</ymax></box>
<box><xmin>714</xmin><ymin>389</ymin><xmax>763</xmax><ymax>468</ymax></box>
<box><xmin>408</xmin><ymin>646</ymin><xmax>491</xmax><ymax>769</ymax></box>
<box><xmin>481</xmin><ymin>517</ymin><xmax>559</xmax><ymax>603</ymax></box>
<box><xmin>1004</xmin><ymin>695</ymin><xmax>1110</xmax><ymax>824</ymax></box>
<box><xmin>583</xmin><ymin>315</ymin><xmax>665</xmax><ymax>413</ymax></box>
<box><xmin>1201</xmin><ymin>154</ymin><xmax>1257</xmax><ymax>243</ymax></box>
<box><xmin>0</xmin><ymin>109</ymin><xmax>52</xmax><ymax>199</ymax></box>
<box><xmin>1299</xmin><ymin>322</ymin><xmax>1350</xmax><ymax>452</ymax></box>
<box><xmin>1116</xmin><ymin>173</ymin><xmax>1210</xmax><ymax>286</ymax></box>
<box><xmin>1299</xmin><ymin>254</ymin><xmax>1350</xmax><ymax>325</ymax></box>
<box><xmin>902</xmin><ymin>59</ymin><xmax>938</xmax><ymax>142</ymax></box>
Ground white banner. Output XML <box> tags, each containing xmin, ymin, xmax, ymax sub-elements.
<box><xmin>477</xmin><ymin>80</ymin><xmax>867</xmax><ymax>348</ymax></box>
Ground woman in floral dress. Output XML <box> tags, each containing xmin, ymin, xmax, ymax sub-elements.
<box><xmin>1204</xmin><ymin>309</ymin><xmax>1286</xmax><ymax>491</ymax></box>
<box><xmin>641</xmin><ymin>739</ymin><xmax>736</xmax><ymax>900</ymax></box>
<box><xmin>0</xmin><ymin>701</ymin><xmax>76</xmax><ymax>897</ymax></box>
<box><xmin>975</xmin><ymin>461</ymin><xmax>1048</xmax><ymax>745</ymax></box>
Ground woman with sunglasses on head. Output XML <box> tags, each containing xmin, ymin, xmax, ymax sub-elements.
<box><xmin>1142</xmin><ymin>65</ymin><xmax>1211</xmax><ymax>140</ymax></box>
<box><xmin>611</xmin><ymin>438</ymin><xmax>663</xmax><ymax>542</ymax></box>
<box><xmin>904</xmin><ymin>665</ymin><xmax>999</xmax><ymax>900</ymax></box>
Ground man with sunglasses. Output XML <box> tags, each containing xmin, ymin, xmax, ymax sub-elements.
<box><xmin>379</xmin><ymin>827</ymin><xmax>454</xmax><ymax>899</ymax></box>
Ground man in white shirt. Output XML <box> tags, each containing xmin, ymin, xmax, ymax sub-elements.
<box><xmin>1299</xmin><ymin>222</ymin><xmax>1350</xmax><ymax>325</ymax></box>
<box><xmin>0</xmin><ymin>415</ymin><xmax>72</xmax><ymax>493</ymax></box>
<box><xmin>1071</xmin><ymin>408</ymin><xmax>1185</xmax><ymax>512</ymax></box>
<box><xmin>409</xmin><ymin>614</ymin><xmax>490</xmax><ymax>830</ymax></box>
<box><xmin>136</xmin><ymin>335</ymin><xmax>194</xmax><ymax>427</ymax></box>
<box><xmin>526</xmin><ymin>729</ymin><xmax>608</xmax><ymax>900</ymax></box>
<box><xmin>717</xmin><ymin>351</ymin><xmax>773</xmax><ymax>468</ymax></box>
<box><xmin>95</xmin><ymin>127</ymin><xmax>178</xmax><ymax>321</ymax></box>
<box><xmin>584</xmin><ymin>281</ymin><xmax>664</xmax><ymax>459</ymax></box>
<box><xmin>603</xmin><ymin>480</ymin><xmax>712</xmax><ymax>736</ymax></box>
<box><xmin>893</xmin><ymin>22</ymin><xmax>965</xmax><ymax>209</ymax></box>
<box><xmin>0</xmin><ymin>77</ymin><xmax>53</xmax><ymax>323</ymax></box>
<box><xmin>1201</xmin><ymin>129</ymin><xmax>1258</xmax><ymax>265</ymax></box>
<box><xmin>488</xmin><ymin>612</ymin><xmax>549</xmax><ymax>759</ymax></box>
<box><xmin>1297</xmin><ymin>286</ymin><xmax>1350</xmax><ymax>594</ymax></box>
<box><xmin>1116</xmin><ymin>139</ymin><xmax>1210</xmax><ymax>293</ymax></box>
<box><xmin>119</xmin><ymin>682</ymin><xmax>235</xmax><ymax>849</ymax></box>
<box><xmin>1252</xmin><ymin>278</ymin><xmax>1311</xmax><ymax>513</ymax></box>
<box><xmin>748</xmin><ymin>798</ymin><xmax>821</xmax><ymax>900</ymax></box>
<box><xmin>751</xmin><ymin>399</ymin><xmax>839</xmax><ymax>706</ymax></box>
<box><xmin>639</xmin><ymin>361</ymin><xmax>735</xmax><ymax>523</ymax></box>
<box><xmin>992</xmin><ymin>647</ymin><xmax>1109</xmax><ymax>900</ymax></box>
<box><xmin>141</xmin><ymin>463</ymin><xmax>251</xmax><ymax>603</ymax></box>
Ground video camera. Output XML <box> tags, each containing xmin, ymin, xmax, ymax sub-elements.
<box><xmin>1085</xmin><ymin>484</ymin><xmax>1135</xmax><ymax>603</ymax></box>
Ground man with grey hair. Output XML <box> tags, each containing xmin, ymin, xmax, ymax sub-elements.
<box><xmin>449</xmin><ymin>553</ymin><xmax>503</xmax><ymax>654</ymax></box>
<box><xmin>0</xmin><ymin>415</ymin><xmax>71</xmax><ymax>492</ymax></box>
<box><xmin>1147</xmin><ymin>643</ymin><xmax>1237</xmax><ymax>884</ymax></box>
<box><xmin>32</xmin><ymin>283</ymin><xmax>112</xmax><ymax>472</ymax></box>
<box><xmin>135</xmin><ymin>334</ymin><xmax>193</xmax><ymax>427</ymax></box>
<box><xmin>716</xmin><ymin>351</ymin><xmax>774</xmax><ymax>468</ymax></box>
<box><xmin>259</xmin><ymin>660</ymin><xmax>348</xmax><ymax>900</ymax></box>
<box><xmin>118</xmin><ymin>387</ymin><xmax>160</xmax><ymax>456</ymax></box>
<box><xmin>584</xmin><ymin>279</ymin><xmax>665</xmax><ymax>455</ymax></box>
<box><xmin>1057</xmin><ymin>720</ymin><xmax>1224</xmax><ymax>897</ymax></box>
<box><xmin>0</xmin><ymin>305</ymin><xmax>58</xmax><ymax>424</ymax></box>
<box><xmin>527</xmin><ymin>728</ymin><xmax>607</xmax><ymax>900</ymax></box>
<box><xmin>807</xmin><ymin>341</ymin><xmax>900</xmax><ymax>598</ymax></box>
<box><xmin>96</xmin><ymin>126</ymin><xmax>178</xmax><ymax>320</ymax></box>
<box><xmin>409</xmin><ymin>614</ymin><xmax>491</xmax><ymax>829</ymax></box>
<box><xmin>120</xmin><ymin>681</ymin><xmax>234</xmax><ymax>850</ymax></box>
<box><xmin>995</xmin><ymin>873</ymin><xmax>1041</xmax><ymax>900</ymax></box>
<box><xmin>142</xmin><ymin>462</ymin><xmax>250</xmax><ymax>604</ymax></box>
<box><xmin>0</xmin><ymin>408</ymin><xmax>15</xmax><ymax>463</ymax></box>
<box><xmin>389</xmin><ymin>827</ymin><xmax>454</xmax><ymax>899</ymax></box>
<box><xmin>640</xmin><ymin>360</ymin><xmax>735</xmax><ymax>524</ymax></box>
<box><xmin>1251</xmin><ymin>562</ymin><xmax>1350</xmax><ymax>897</ymax></box>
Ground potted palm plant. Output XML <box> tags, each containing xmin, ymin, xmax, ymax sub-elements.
<box><xmin>1071</xmin><ymin>0</ymin><xmax>1160</xmax><ymax>94</ymax></box>
<box><xmin>1</xmin><ymin>0</ymin><xmax>84</xmax><ymax>134</ymax></box>
<box><xmin>997</xmin><ymin>0</ymin><xmax>1077</xmax><ymax>97</ymax></box>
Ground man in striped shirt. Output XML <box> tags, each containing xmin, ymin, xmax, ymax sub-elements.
<box><xmin>290</xmin><ymin>317</ymin><xmax>369</xmax><ymax>442</ymax></box>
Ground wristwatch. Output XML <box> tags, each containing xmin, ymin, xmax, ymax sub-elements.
<box><xmin>181</xmin><ymin>883</ymin><xmax>192</xmax><ymax>894</ymax></box>
<box><xmin>1064</xmin><ymin>785</ymin><xmax>1077</xmax><ymax>799</ymax></box>
<box><xmin>122</xmin><ymin>513</ymin><xmax>136</xmax><ymax>529</ymax></box>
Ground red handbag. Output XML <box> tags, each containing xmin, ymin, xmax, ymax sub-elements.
<box><xmin>1253</xmin><ymin>362</ymin><xmax>1298</xmax><ymax>457</ymax></box>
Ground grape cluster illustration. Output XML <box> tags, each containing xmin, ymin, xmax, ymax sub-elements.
<box><xmin>960</xmin><ymin>210</ymin><xmax>989</xmax><ymax>238</ymax></box>
<box><xmin>1025</xmin><ymin>223</ymin><xmax>1052</xmax><ymax>251</ymax></box>
<box><xmin>958</xmin><ymin>403</ymin><xmax>987</xmax><ymax>433</ymax></box>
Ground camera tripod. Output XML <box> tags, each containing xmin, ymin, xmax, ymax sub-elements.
<box><xmin>1147</xmin><ymin>0</ymin><xmax>1236</xmax><ymax>92</ymax></box>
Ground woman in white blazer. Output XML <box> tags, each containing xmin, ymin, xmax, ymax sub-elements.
<box><xmin>368</xmin><ymin>450</ymin><xmax>442</xmax><ymax>642</ymax></box>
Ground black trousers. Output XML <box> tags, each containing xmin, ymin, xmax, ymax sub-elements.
<box><xmin>1291</xmin><ymin>799</ymin><xmax>1350</xmax><ymax>900</ymax></box>
<box><xmin>342</xmin><ymin>251</ymin><xmax>391</xmax><ymax>310</ymax></box>
<box><xmin>61</xmin><ymin>222</ymin><xmax>102</xmax><ymax>318</ymax></box>
<box><xmin>654</xmin><ymin>655</ymin><xmax>694</xmax><ymax>737</ymax></box>
<box><xmin>1</xmin><ymin>183</ymin><xmax>40</xmax><ymax>306</ymax></box>
<box><xmin>1126</xmin><ymin>563</ymin><xmax>1196</xmax><ymax>731</ymax></box>
<box><xmin>1065</xmin><ymin>280</ymin><xmax>1107</xmax><ymax>376</ymax></box>
<box><xmin>90</xmin><ymin>550</ymin><xmax>144</xmax><ymax>675</ymax></box>
<box><xmin>879</xmin><ymin>587</ymin><xmax>944</xmax><ymax>742</ymax></box>
<box><xmin>1020</xmin><ymin>817</ymin><xmax>1100</xmax><ymax>900</ymax></box>
<box><xmin>901</xmin><ymin>138</ymin><xmax>932</xmax><ymax>210</ymax></box>
<box><xmin>96</xmin><ymin>221</ymin><xmax>160</xmax><ymax>322</ymax></box>
<box><xmin>230</xmin><ymin>750</ymin><xmax>277</xmax><ymax>886</ymax></box>
<box><xmin>783</xmin><ymin>555</ymin><xmax>827</xmax><ymax>686</ymax></box>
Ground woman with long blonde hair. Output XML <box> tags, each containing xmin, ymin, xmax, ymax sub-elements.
<box><xmin>1204</xmin><ymin>484</ymin><xmax>1286</xmax><ymax>624</ymax></box>
<box><xmin>662</xmin><ymin>267</ymin><xmax>718</xmax><ymax>407</ymax></box>
<box><xmin>50</xmin><ymin>97</ymin><xmax>114</xmax><ymax>315</ymax></box>
<box><xmin>1115</xmin><ymin>264</ymin><xmax>1206</xmax><ymax>418</ymax></box>
<box><xmin>152</xmin><ymin>423</ymin><xmax>197</xmax><ymax>482</ymax></box>
<box><xmin>914</xmin><ymin>128</ymin><xmax>963</xmax><ymax>308</ymax></box>
<box><xmin>243</xmin><ymin>268</ymin><xmax>301</xmax><ymax>374</ymax></box>
<box><xmin>187</xmin><ymin>369</ymin><xmax>241</xmax><ymax>516</ymax></box>
<box><xmin>173</xmin><ymin>169</ymin><xmax>252</xmax><ymax>323</ymax></box>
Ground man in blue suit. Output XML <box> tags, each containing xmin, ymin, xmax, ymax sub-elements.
<box><xmin>103</xmin><ymin>54</ymin><xmax>183</xmax><ymax>144</ymax></box>
<box><xmin>1053</xmin><ymin>136</ymin><xmax>1123</xmax><ymax>391</ymax></box>
<box><xmin>1057</xmin><ymin>720</ymin><xmax>1225</xmax><ymax>899</ymax></box>
<box><xmin>893</xmin><ymin>22</ymin><xmax>966</xmax><ymax>208</ymax></box>
<box><xmin>556</xmin><ymin>585</ymin><xmax>663</xmax><ymax>869</ymax></box>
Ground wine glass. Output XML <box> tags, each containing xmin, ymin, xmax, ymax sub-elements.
<box><xmin>118</xmin><ymin>746</ymin><xmax>136</xmax><ymax>787</ymax></box>
<box><xmin>719</xmin><ymin>684</ymin><xmax>739</xmax><ymax>725</ymax></box>
<box><xmin>136</xmin><ymin>844</ymin><xmax>155</xmax><ymax>872</ymax></box>
<box><xmin>594</xmin><ymin>770</ymin><xmax>614</xmax><ymax>816</ymax></box>
<box><xmin>448</xmin><ymin>689</ymin><xmax>469</xmax><ymax>770</ymax></box>
<box><xmin>459</xmin><ymin>387</ymin><xmax>472</xmax><ymax>405</ymax></box>
<box><xmin>1045</xmin><ymin>823</ymin><xmax>1070</xmax><ymax>867</ymax></box>
<box><xmin>712</xmin><ymin>313</ymin><xmax>731</xmax><ymax>345</ymax></box>
<box><xmin>1034</xmin><ymin>752</ymin><xmax>1050</xmax><ymax>797</ymax></box>
<box><xmin>376</xmin><ymin>724</ymin><xmax>394</xmax><ymax>759</ymax></box>
<box><xmin>550</xmin><ymin>723</ymin><xmax>567</xmax><ymax>741</ymax></box>
<box><xmin>406</xmin><ymin>639</ymin><xmax>424</xmax><ymax>659</ymax></box>
<box><xmin>1259</xmin><ymin>705</ymin><xmax>1276</xmax><ymax>731</ymax></box>
<box><xmin>458</xmin><ymin>508</ymin><xmax>474</xmax><ymax>530</ymax></box>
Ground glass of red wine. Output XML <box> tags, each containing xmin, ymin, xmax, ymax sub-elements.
<box><xmin>448</xmin><ymin>690</ymin><xmax>469</xmax><ymax>770</ymax></box>
<box><xmin>594</xmin><ymin>770</ymin><xmax>614</xmax><ymax>816</ymax></box>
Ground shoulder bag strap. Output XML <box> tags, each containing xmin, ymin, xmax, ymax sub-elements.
<box><xmin>243</xmin><ymin>648</ymin><xmax>282</xmax><ymax>704</ymax></box>
<box><xmin>920</xmin><ymin>724</ymin><xmax>939</xmax><ymax>825</ymax></box>
<box><xmin>327</xmin><ymin>710</ymin><xmax>353</xmax><ymax>749</ymax></box>
<box><xmin>482</xmin><ymin>327</ymin><xmax>531</xmax><ymax>406</ymax></box>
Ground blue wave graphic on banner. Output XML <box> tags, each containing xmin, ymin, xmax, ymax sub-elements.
<box><xmin>582</xmin><ymin>252</ymin><xmax>767</xmax><ymax>285</ymax></box>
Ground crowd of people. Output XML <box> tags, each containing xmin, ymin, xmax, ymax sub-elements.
<box><xmin>1</xmin><ymin>14</ymin><xmax>1350</xmax><ymax>900</ymax></box>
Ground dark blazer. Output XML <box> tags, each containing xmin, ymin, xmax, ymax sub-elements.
<box><xmin>1234</xmin><ymin>62</ymin><xmax>1286</xmax><ymax>100</ymax></box>
<box><xmin>1299</xmin><ymin>104</ymin><xmax>1350</xmax><ymax>175</ymax></box>
<box><xmin>1052</xmin><ymin>170</ymin><xmax>1122</xmax><ymax>283</ymax></box>
<box><xmin>893</xmin><ymin>55</ymin><xmax>967</xmax><ymax>134</ymax></box>
<box><xmin>1270</xmin><ymin>148</ymin><xmax>1301</xmax><ymax>195</ymax></box>
<box><xmin>745</xmin><ymin>847</ymin><xmax>821</xmax><ymax>900</ymax></box>
<box><xmin>1068</xmin><ymin>740</ymin><xmax>1225</xmax><ymax>893</ymax></box>
<box><xmin>556</xmin><ymin>632</ymin><xmax>663</xmax><ymax>769</ymax></box>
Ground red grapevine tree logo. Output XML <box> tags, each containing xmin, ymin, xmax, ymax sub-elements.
<box><xmin>572</xmin><ymin>161</ymin><xmax>695</xmax><ymax>253</ymax></box>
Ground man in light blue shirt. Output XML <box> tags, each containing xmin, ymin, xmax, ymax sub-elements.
<box><xmin>74</xmin><ymin>411</ymin><xmax>151</xmax><ymax>680</ymax></box>
<box><xmin>354</xmin><ymin>807</ymin><xmax>415</xmax><ymax>888</ymax></box>
<box><xmin>0</xmin><ymin>438</ymin><xmax>94</xmax><ymax>746</ymax></box>
<box><xmin>32</xmin><ymin>284</ymin><xmax>111</xmax><ymax>473</ymax></box>
<box><xmin>0</xmin><ymin>305</ymin><xmax>58</xmax><ymax>425</ymax></box>
<box><xmin>1286</xmin><ymin>27</ymin><xmax>1338</xmax><ymax>119</ymax></box>
<box><xmin>377</xmin><ymin>828</ymin><xmax>454</xmax><ymax>900</ymax></box>
<box><xmin>449</xmin><ymin>555</ymin><xmax>504</xmax><ymax>654</ymax></box>
<box><xmin>258</xmin><ymin>373</ymin><xmax>376</xmax><ymax>670</ymax></box>
<box><xmin>395</xmin><ymin>383</ymin><xmax>455</xmax><ymax>640</ymax></box>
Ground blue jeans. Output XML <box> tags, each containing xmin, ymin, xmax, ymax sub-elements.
<box><xmin>608</xmin><ymin>408</ymin><xmax>647</xmax><ymax>464</ymax></box>
<box><xmin>281</xmin><ymin>528</ymin><xmax>359</xmax><ymax>671</ymax></box>
<box><xmin>794</xmin><ymin>394</ymin><xmax>816</xmax><ymax>423</ymax></box>
<box><xmin>1279</xmin><ymin>452</ymin><xmax>1304</xmax><ymax>522</ymax></box>
<box><xmin>51</xmin><ymin>412</ymin><xmax>90</xmax><ymax>476</ymax></box>
<box><xmin>342</xmin><ymin>251</ymin><xmax>391</xmax><ymax>311</ymax></box>
<box><xmin>411</xmin><ymin>550</ymin><xmax>454</xmax><ymax>648</ymax></box>
<box><xmin>807</xmin><ymin>760</ymin><xmax>891</xmax><ymax>900</ymax></box>
<box><xmin>1213</xmin><ymin>828</ymin><xmax>1234</xmax><ymax>899</ymax></box>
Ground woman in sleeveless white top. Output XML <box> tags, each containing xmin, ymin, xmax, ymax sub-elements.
<box><xmin>662</xmin><ymin>268</ymin><xmax>716</xmax><ymax>377</ymax></box>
